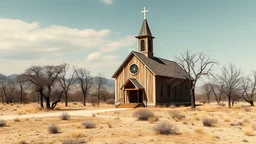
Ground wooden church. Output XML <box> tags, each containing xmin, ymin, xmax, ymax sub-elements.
<box><xmin>112</xmin><ymin>7</ymin><xmax>192</xmax><ymax>107</ymax></box>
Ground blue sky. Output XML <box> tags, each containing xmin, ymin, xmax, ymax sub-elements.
<box><xmin>0</xmin><ymin>0</ymin><xmax>255</xmax><ymax>80</ymax></box>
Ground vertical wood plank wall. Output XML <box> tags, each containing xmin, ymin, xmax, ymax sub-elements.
<box><xmin>115</xmin><ymin>55</ymin><xmax>154</xmax><ymax>103</ymax></box>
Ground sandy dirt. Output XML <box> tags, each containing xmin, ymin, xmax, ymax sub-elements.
<box><xmin>0</xmin><ymin>102</ymin><xmax>256</xmax><ymax>144</ymax></box>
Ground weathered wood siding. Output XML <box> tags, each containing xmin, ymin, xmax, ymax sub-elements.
<box><xmin>155</xmin><ymin>76</ymin><xmax>191</xmax><ymax>105</ymax></box>
<box><xmin>114</xmin><ymin>55</ymin><xmax>154</xmax><ymax>103</ymax></box>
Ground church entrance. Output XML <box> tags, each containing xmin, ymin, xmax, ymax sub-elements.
<box><xmin>120</xmin><ymin>78</ymin><xmax>145</xmax><ymax>104</ymax></box>
<box><xmin>128</xmin><ymin>90</ymin><xmax>143</xmax><ymax>103</ymax></box>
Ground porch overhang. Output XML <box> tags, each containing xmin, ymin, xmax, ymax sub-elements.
<box><xmin>120</xmin><ymin>78</ymin><xmax>144</xmax><ymax>90</ymax></box>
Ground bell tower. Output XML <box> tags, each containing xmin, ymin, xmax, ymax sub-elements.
<box><xmin>135</xmin><ymin>7</ymin><xmax>155</xmax><ymax>58</ymax></box>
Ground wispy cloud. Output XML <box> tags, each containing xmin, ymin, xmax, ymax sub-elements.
<box><xmin>100</xmin><ymin>0</ymin><xmax>113</xmax><ymax>5</ymax></box>
<box><xmin>0</xmin><ymin>18</ymin><xmax>110</xmax><ymax>60</ymax></box>
<box><xmin>0</xmin><ymin>18</ymin><xmax>135</xmax><ymax>78</ymax></box>
<box><xmin>100</xmin><ymin>35</ymin><xmax>136</xmax><ymax>52</ymax></box>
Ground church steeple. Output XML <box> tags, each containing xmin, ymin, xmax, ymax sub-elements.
<box><xmin>135</xmin><ymin>7</ymin><xmax>155</xmax><ymax>58</ymax></box>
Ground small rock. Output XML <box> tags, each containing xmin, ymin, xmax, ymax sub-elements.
<box><xmin>243</xmin><ymin>139</ymin><xmax>248</xmax><ymax>143</ymax></box>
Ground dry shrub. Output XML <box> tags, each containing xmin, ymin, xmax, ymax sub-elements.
<box><xmin>14</xmin><ymin>118</ymin><xmax>21</xmax><ymax>122</ymax></box>
<box><xmin>87</xmin><ymin>96</ymin><xmax>98</xmax><ymax>106</ymax></box>
<box><xmin>48</xmin><ymin>124</ymin><xmax>60</xmax><ymax>134</ymax></box>
<box><xmin>243</xmin><ymin>107</ymin><xmax>251</xmax><ymax>112</ymax></box>
<box><xmin>133</xmin><ymin>109</ymin><xmax>154</xmax><ymax>121</ymax></box>
<box><xmin>223</xmin><ymin>117</ymin><xmax>230</xmax><ymax>122</ymax></box>
<box><xmin>61</xmin><ymin>112</ymin><xmax>70</xmax><ymax>120</ymax></box>
<box><xmin>169</xmin><ymin>105</ymin><xmax>176</xmax><ymax>108</ymax></box>
<box><xmin>218</xmin><ymin>103</ymin><xmax>226</xmax><ymax>107</ymax></box>
<box><xmin>0</xmin><ymin>119</ymin><xmax>6</xmax><ymax>127</ymax></box>
<box><xmin>168</xmin><ymin>110</ymin><xmax>185</xmax><ymax>120</ymax></box>
<box><xmin>107</xmin><ymin>122</ymin><xmax>112</xmax><ymax>128</ymax></box>
<box><xmin>202</xmin><ymin>118</ymin><xmax>217</xmax><ymax>127</ymax></box>
<box><xmin>62</xmin><ymin>138</ymin><xmax>86</xmax><ymax>144</ymax></box>
<box><xmin>153</xmin><ymin>121</ymin><xmax>178</xmax><ymax>135</ymax></box>
<box><xmin>18</xmin><ymin>140</ymin><xmax>27</xmax><ymax>144</ymax></box>
<box><xmin>69</xmin><ymin>131</ymin><xmax>84</xmax><ymax>138</ymax></box>
<box><xmin>105</xmin><ymin>99</ymin><xmax>115</xmax><ymax>105</ymax></box>
<box><xmin>148</xmin><ymin>116</ymin><xmax>159</xmax><ymax>124</ymax></box>
<box><xmin>243</xmin><ymin>127</ymin><xmax>254</xmax><ymax>136</ymax></box>
<box><xmin>82</xmin><ymin>121</ymin><xmax>96</xmax><ymax>129</ymax></box>
<box><xmin>194</xmin><ymin>127</ymin><xmax>204</xmax><ymax>134</ymax></box>
<box><xmin>252</xmin><ymin>124</ymin><xmax>256</xmax><ymax>131</ymax></box>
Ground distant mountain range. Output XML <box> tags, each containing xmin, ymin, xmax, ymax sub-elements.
<box><xmin>0</xmin><ymin>73</ymin><xmax>115</xmax><ymax>91</ymax></box>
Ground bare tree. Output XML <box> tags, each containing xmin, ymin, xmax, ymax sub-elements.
<box><xmin>176</xmin><ymin>50</ymin><xmax>218</xmax><ymax>108</ymax></box>
<box><xmin>58</xmin><ymin>64</ymin><xmax>76</xmax><ymax>107</ymax></box>
<box><xmin>219</xmin><ymin>64</ymin><xmax>242</xmax><ymax>108</ymax></box>
<box><xmin>241</xmin><ymin>71</ymin><xmax>256</xmax><ymax>106</ymax></box>
<box><xmin>95</xmin><ymin>73</ymin><xmax>107</xmax><ymax>105</ymax></box>
<box><xmin>25</xmin><ymin>64</ymin><xmax>65</xmax><ymax>109</ymax></box>
<box><xmin>74</xmin><ymin>68</ymin><xmax>93</xmax><ymax>106</ymax></box>
<box><xmin>202</xmin><ymin>83</ymin><xmax>212</xmax><ymax>103</ymax></box>
<box><xmin>25</xmin><ymin>66</ymin><xmax>45</xmax><ymax>108</ymax></box>
<box><xmin>7</xmin><ymin>79</ymin><xmax>18</xmax><ymax>103</ymax></box>
<box><xmin>0</xmin><ymin>75</ymin><xmax>8</xmax><ymax>104</ymax></box>
<box><xmin>17</xmin><ymin>74</ymin><xmax>27</xmax><ymax>104</ymax></box>
<box><xmin>209</xmin><ymin>78</ymin><xmax>225</xmax><ymax>103</ymax></box>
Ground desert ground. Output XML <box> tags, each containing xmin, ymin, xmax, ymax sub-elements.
<box><xmin>1</xmin><ymin>102</ymin><xmax>256</xmax><ymax>144</ymax></box>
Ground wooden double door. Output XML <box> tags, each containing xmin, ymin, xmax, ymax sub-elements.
<box><xmin>128</xmin><ymin>90</ymin><xmax>143</xmax><ymax>103</ymax></box>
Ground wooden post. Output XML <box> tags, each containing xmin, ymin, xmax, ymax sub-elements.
<box><xmin>137</xmin><ymin>90</ymin><xmax>139</xmax><ymax>103</ymax></box>
<box><xmin>124</xmin><ymin>90</ymin><xmax>126</xmax><ymax>103</ymax></box>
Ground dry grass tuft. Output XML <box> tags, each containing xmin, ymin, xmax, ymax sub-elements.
<box><xmin>153</xmin><ymin>121</ymin><xmax>178</xmax><ymax>135</ymax></box>
<box><xmin>148</xmin><ymin>116</ymin><xmax>159</xmax><ymax>124</ymax></box>
<box><xmin>105</xmin><ymin>99</ymin><xmax>115</xmax><ymax>105</ymax></box>
<box><xmin>18</xmin><ymin>140</ymin><xmax>28</xmax><ymax>144</ymax></box>
<box><xmin>133</xmin><ymin>109</ymin><xmax>155</xmax><ymax>121</ymax></box>
<box><xmin>243</xmin><ymin>127</ymin><xmax>254</xmax><ymax>136</ymax></box>
<box><xmin>202</xmin><ymin>118</ymin><xmax>217</xmax><ymax>127</ymax></box>
<box><xmin>82</xmin><ymin>121</ymin><xmax>96</xmax><ymax>129</ymax></box>
<box><xmin>194</xmin><ymin>127</ymin><xmax>204</xmax><ymax>134</ymax></box>
<box><xmin>48</xmin><ymin>124</ymin><xmax>60</xmax><ymax>134</ymax></box>
<box><xmin>69</xmin><ymin>131</ymin><xmax>84</xmax><ymax>138</ymax></box>
<box><xmin>0</xmin><ymin>119</ymin><xmax>6</xmax><ymax>127</ymax></box>
<box><xmin>218</xmin><ymin>103</ymin><xmax>226</xmax><ymax>107</ymax></box>
<box><xmin>60</xmin><ymin>112</ymin><xmax>70</xmax><ymax>120</ymax></box>
<box><xmin>243</xmin><ymin>107</ymin><xmax>251</xmax><ymax>112</ymax></box>
<box><xmin>168</xmin><ymin>110</ymin><xmax>185</xmax><ymax>120</ymax></box>
<box><xmin>14</xmin><ymin>118</ymin><xmax>21</xmax><ymax>122</ymax></box>
<box><xmin>62</xmin><ymin>138</ymin><xmax>86</xmax><ymax>144</ymax></box>
<box><xmin>223</xmin><ymin>117</ymin><xmax>230</xmax><ymax>122</ymax></box>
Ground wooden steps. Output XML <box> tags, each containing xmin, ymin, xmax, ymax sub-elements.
<box><xmin>116</xmin><ymin>103</ymin><xmax>145</xmax><ymax>108</ymax></box>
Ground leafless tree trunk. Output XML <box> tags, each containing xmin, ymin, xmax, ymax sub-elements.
<box><xmin>58</xmin><ymin>64</ymin><xmax>76</xmax><ymax>107</ymax></box>
<box><xmin>25</xmin><ymin>64</ymin><xmax>65</xmax><ymax>109</ymax></box>
<box><xmin>202</xmin><ymin>83</ymin><xmax>212</xmax><ymax>103</ymax></box>
<box><xmin>176</xmin><ymin>50</ymin><xmax>217</xmax><ymax>108</ymax></box>
<box><xmin>209</xmin><ymin>78</ymin><xmax>225</xmax><ymax>103</ymax></box>
<box><xmin>74</xmin><ymin>68</ymin><xmax>93</xmax><ymax>106</ymax></box>
<box><xmin>95</xmin><ymin>73</ymin><xmax>107</xmax><ymax>105</ymax></box>
<box><xmin>17</xmin><ymin>74</ymin><xmax>27</xmax><ymax>104</ymax></box>
<box><xmin>219</xmin><ymin>64</ymin><xmax>242</xmax><ymax>108</ymax></box>
<box><xmin>241</xmin><ymin>71</ymin><xmax>256</xmax><ymax>106</ymax></box>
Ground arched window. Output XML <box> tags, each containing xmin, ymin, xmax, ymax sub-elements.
<box><xmin>141</xmin><ymin>40</ymin><xmax>145</xmax><ymax>51</ymax></box>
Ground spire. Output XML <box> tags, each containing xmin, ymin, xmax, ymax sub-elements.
<box><xmin>137</xmin><ymin>19</ymin><xmax>153</xmax><ymax>37</ymax></box>
<box><xmin>135</xmin><ymin>7</ymin><xmax>154</xmax><ymax>58</ymax></box>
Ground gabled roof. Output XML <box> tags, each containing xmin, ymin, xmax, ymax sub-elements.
<box><xmin>136</xmin><ymin>19</ymin><xmax>154</xmax><ymax>38</ymax></box>
<box><xmin>120</xmin><ymin>78</ymin><xmax>144</xmax><ymax>90</ymax></box>
<box><xmin>112</xmin><ymin>51</ymin><xmax>189</xmax><ymax>79</ymax></box>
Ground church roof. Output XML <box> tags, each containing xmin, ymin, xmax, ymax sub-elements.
<box><xmin>136</xmin><ymin>19</ymin><xmax>154</xmax><ymax>38</ymax></box>
<box><xmin>112</xmin><ymin>51</ymin><xmax>190</xmax><ymax>79</ymax></box>
<box><xmin>120</xmin><ymin>78</ymin><xmax>144</xmax><ymax>90</ymax></box>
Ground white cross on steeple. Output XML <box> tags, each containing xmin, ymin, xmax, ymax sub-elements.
<box><xmin>141</xmin><ymin>7</ymin><xmax>148</xmax><ymax>19</ymax></box>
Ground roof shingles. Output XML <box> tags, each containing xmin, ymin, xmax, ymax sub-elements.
<box><xmin>132</xmin><ymin>51</ymin><xmax>188</xmax><ymax>79</ymax></box>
